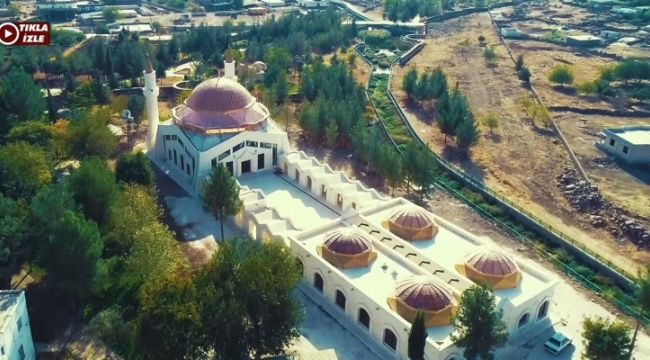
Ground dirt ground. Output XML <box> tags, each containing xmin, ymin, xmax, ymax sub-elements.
<box><xmin>389</xmin><ymin>12</ymin><xmax>646</xmax><ymax>275</ymax></box>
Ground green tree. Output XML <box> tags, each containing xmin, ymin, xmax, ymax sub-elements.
<box><xmin>451</xmin><ymin>284</ymin><xmax>508</xmax><ymax>360</ymax></box>
<box><xmin>0</xmin><ymin>142</ymin><xmax>52</xmax><ymax>199</ymax></box>
<box><xmin>482</xmin><ymin>112</ymin><xmax>500</xmax><ymax>134</ymax></box>
<box><xmin>200</xmin><ymin>163</ymin><xmax>243</xmax><ymax>241</ymax></box>
<box><xmin>6</xmin><ymin>121</ymin><xmax>54</xmax><ymax>148</ymax></box>
<box><xmin>88</xmin><ymin>306</ymin><xmax>135</xmax><ymax>359</ymax></box>
<box><xmin>402</xmin><ymin>67</ymin><xmax>419</xmax><ymax>99</ymax></box>
<box><xmin>582</xmin><ymin>316</ymin><xmax>632</xmax><ymax>360</ymax></box>
<box><xmin>0</xmin><ymin>195</ymin><xmax>30</xmax><ymax>289</ymax></box>
<box><xmin>482</xmin><ymin>46</ymin><xmax>497</xmax><ymax>64</ymax></box>
<box><xmin>325</xmin><ymin>121</ymin><xmax>339</xmax><ymax>148</ymax></box>
<box><xmin>103</xmin><ymin>6</ymin><xmax>121</xmax><ymax>23</ymax></box>
<box><xmin>408</xmin><ymin>310</ymin><xmax>428</xmax><ymax>360</ymax></box>
<box><xmin>37</xmin><ymin>210</ymin><xmax>103</xmax><ymax>313</ymax></box>
<box><xmin>515</xmin><ymin>54</ymin><xmax>524</xmax><ymax>72</ymax></box>
<box><xmin>115</xmin><ymin>152</ymin><xmax>155</xmax><ymax>188</ymax></box>
<box><xmin>151</xmin><ymin>21</ymin><xmax>163</xmax><ymax>33</ymax></box>
<box><xmin>577</xmin><ymin>81</ymin><xmax>597</xmax><ymax>95</ymax></box>
<box><xmin>547</xmin><ymin>65</ymin><xmax>575</xmax><ymax>87</ymax></box>
<box><xmin>517</xmin><ymin>67</ymin><xmax>531</xmax><ymax>84</ymax></box>
<box><xmin>106</xmin><ymin>48</ymin><xmax>118</xmax><ymax>89</ymax></box>
<box><xmin>66</xmin><ymin>157</ymin><xmax>119</xmax><ymax>227</ymax></box>
<box><xmin>0</xmin><ymin>67</ymin><xmax>46</xmax><ymax>137</ymax></box>
<box><xmin>66</xmin><ymin>108</ymin><xmax>118</xmax><ymax>160</ymax></box>
<box><xmin>614</xmin><ymin>61</ymin><xmax>639</xmax><ymax>85</ymax></box>
<box><xmin>629</xmin><ymin>264</ymin><xmax>650</xmax><ymax>358</ymax></box>
<box><xmin>195</xmin><ymin>238</ymin><xmax>303</xmax><ymax>359</ymax></box>
<box><xmin>92</xmin><ymin>71</ymin><xmax>111</xmax><ymax>105</ymax></box>
<box><xmin>456</xmin><ymin>115</ymin><xmax>480</xmax><ymax>155</ymax></box>
<box><xmin>411</xmin><ymin>143</ymin><xmax>436</xmax><ymax>203</ymax></box>
<box><xmin>135</xmin><ymin>271</ymin><xmax>201</xmax><ymax>360</ymax></box>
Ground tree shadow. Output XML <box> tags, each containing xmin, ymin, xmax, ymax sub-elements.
<box><xmin>485</xmin><ymin>132</ymin><xmax>502</xmax><ymax>143</ymax></box>
<box><xmin>403</xmin><ymin>98</ymin><xmax>436</xmax><ymax>126</ymax></box>
<box><xmin>615</xmin><ymin>161</ymin><xmax>650</xmax><ymax>185</ymax></box>
<box><xmin>25</xmin><ymin>283</ymin><xmax>80</xmax><ymax>343</ymax></box>
<box><xmin>440</xmin><ymin>145</ymin><xmax>485</xmax><ymax>183</ymax></box>
<box><xmin>551</xmin><ymin>85</ymin><xmax>577</xmax><ymax>96</ymax></box>
<box><xmin>487</xmin><ymin>62</ymin><xmax>498</xmax><ymax>69</ymax></box>
<box><xmin>533</xmin><ymin>126</ymin><xmax>555</xmax><ymax>137</ymax></box>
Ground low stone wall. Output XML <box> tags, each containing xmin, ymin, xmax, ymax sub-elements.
<box><xmin>548</xmin><ymin>105</ymin><xmax>650</xmax><ymax>117</ymax></box>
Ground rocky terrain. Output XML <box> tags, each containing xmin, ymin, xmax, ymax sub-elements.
<box><xmin>557</xmin><ymin>169</ymin><xmax>650</xmax><ymax>247</ymax></box>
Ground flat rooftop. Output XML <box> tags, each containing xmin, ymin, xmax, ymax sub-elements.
<box><xmin>298</xmin><ymin>225</ymin><xmax>455</xmax><ymax>346</ymax></box>
<box><xmin>0</xmin><ymin>290</ymin><xmax>21</xmax><ymax>331</ymax></box>
<box><xmin>608</xmin><ymin>126</ymin><xmax>650</xmax><ymax>145</ymax></box>
<box><xmin>238</xmin><ymin>172</ymin><xmax>340</xmax><ymax>235</ymax></box>
<box><xmin>361</xmin><ymin>206</ymin><xmax>549</xmax><ymax>307</ymax></box>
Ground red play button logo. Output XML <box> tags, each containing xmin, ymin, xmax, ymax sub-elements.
<box><xmin>0</xmin><ymin>22</ymin><xmax>20</xmax><ymax>46</ymax></box>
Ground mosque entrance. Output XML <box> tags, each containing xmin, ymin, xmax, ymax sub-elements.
<box><xmin>241</xmin><ymin>160</ymin><xmax>251</xmax><ymax>174</ymax></box>
<box><xmin>226</xmin><ymin>161</ymin><xmax>234</xmax><ymax>175</ymax></box>
<box><xmin>257</xmin><ymin>153</ymin><xmax>265</xmax><ymax>170</ymax></box>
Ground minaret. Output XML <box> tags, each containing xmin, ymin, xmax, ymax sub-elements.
<box><xmin>224</xmin><ymin>49</ymin><xmax>236</xmax><ymax>81</ymax></box>
<box><xmin>143</xmin><ymin>54</ymin><xmax>159</xmax><ymax>153</ymax></box>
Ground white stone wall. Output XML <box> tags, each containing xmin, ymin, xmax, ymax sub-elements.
<box><xmin>0</xmin><ymin>291</ymin><xmax>35</xmax><ymax>360</ymax></box>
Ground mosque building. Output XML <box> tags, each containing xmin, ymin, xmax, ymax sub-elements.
<box><xmin>143</xmin><ymin>51</ymin><xmax>559</xmax><ymax>360</ymax></box>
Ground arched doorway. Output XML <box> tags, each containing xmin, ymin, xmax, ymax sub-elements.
<box><xmin>295</xmin><ymin>169</ymin><xmax>300</xmax><ymax>182</ymax></box>
<box><xmin>537</xmin><ymin>300</ymin><xmax>549</xmax><ymax>320</ymax></box>
<box><xmin>307</xmin><ymin>176</ymin><xmax>313</xmax><ymax>191</ymax></box>
<box><xmin>358</xmin><ymin>308</ymin><xmax>370</xmax><ymax>329</ymax></box>
<box><xmin>383</xmin><ymin>328</ymin><xmax>397</xmax><ymax>351</ymax></box>
<box><xmin>321</xmin><ymin>184</ymin><xmax>327</xmax><ymax>198</ymax></box>
<box><xmin>248</xmin><ymin>220</ymin><xmax>257</xmax><ymax>240</ymax></box>
<box><xmin>295</xmin><ymin>258</ymin><xmax>304</xmax><ymax>276</ymax></box>
<box><xmin>314</xmin><ymin>273</ymin><xmax>324</xmax><ymax>292</ymax></box>
<box><xmin>261</xmin><ymin>230</ymin><xmax>271</xmax><ymax>244</ymax></box>
<box><xmin>336</xmin><ymin>194</ymin><xmax>343</xmax><ymax>209</ymax></box>
<box><xmin>335</xmin><ymin>290</ymin><xmax>346</xmax><ymax>310</ymax></box>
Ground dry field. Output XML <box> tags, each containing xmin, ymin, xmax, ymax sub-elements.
<box><xmin>390</xmin><ymin>12</ymin><xmax>647</xmax><ymax>274</ymax></box>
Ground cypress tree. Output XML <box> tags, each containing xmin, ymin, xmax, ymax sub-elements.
<box><xmin>408</xmin><ymin>310</ymin><xmax>428</xmax><ymax>360</ymax></box>
<box><xmin>106</xmin><ymin>48</ymin><xmax>118</xmax><ymax>89</ymax></box>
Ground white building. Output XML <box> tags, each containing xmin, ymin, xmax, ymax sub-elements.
<box><xmin>0</xmin><ymin>291</ymin><xmax>35</xmax><ymax>360</ymax></box>
<box><xmin>597</xmin><ymin>126</ymin><xmax>650</xmax><ymax>164</ymax></box>
<box><xmin>146</xmin><ymin>52</ymin><xmax>559</xmax><ymax>360</ymax></box>
<box><xmin>298</xmin><ymin>0</ymin><xmax>329</xmax><ymax>9</ymax></box>
<box><xmin>500</xmin><ymin>27</ymin><xmax>522</xmax><ymax>38</ymax></box>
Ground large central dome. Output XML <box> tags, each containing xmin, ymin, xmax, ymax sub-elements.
<box><xmin>173</xmin><ymin>77</ymin><xmax>270</xmax><ymax>134</ymax></box>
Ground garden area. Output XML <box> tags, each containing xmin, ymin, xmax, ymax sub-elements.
<box><xmin>359</xmin><ymin>29</ymin><xmax>413</xmax><ymax>68</ymax></box>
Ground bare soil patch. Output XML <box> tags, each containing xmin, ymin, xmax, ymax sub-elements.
<box><xmin>554</xmin><ymin>113</ymin><xmax>650</xmax><ymax>221</ymax></box>
<box><xmin>390</xmin><ymin>13</ymin><xmax>644</xmax><ymax>274</ymax></box>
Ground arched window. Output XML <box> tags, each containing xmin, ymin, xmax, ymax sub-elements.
<box><xmin>335</xmin><ymin>290</ymin><xmax>346</xmax><ymax>310</ymax></box>
<box><xmin>295</xmin><ymin>258</ymin><xmax>304</xmax><ymax>276</ymax></box>
<box><xmin>383</xmin><ymin>328</ymin><xmax>397</xmax><ymax>351</ymax></box>
<box><xmin>358</xmin><ymin>308</ymin><xmax>370</xmax><ymax>329</ymax></box>
<box><xmin>314</xmin><ymin>273</ymin><xmax>323</xmax><ymax>292</ymax></box>
<box><xmin>518</xmin><ymin>313</ymin><xmax>530</xmax><ymax>328</ymax></box>
<box><xmin>537</xmin><ymin>300</ymin><xmax>549</xmax><ymax>320</ymax></box>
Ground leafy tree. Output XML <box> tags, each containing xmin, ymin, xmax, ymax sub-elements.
<box><xmin>92</xmin><ymin>72</ymin><xmax>111</xmax><ymax>105</ymax></box>
<box><xmin>547</xmin><ymin>65</ymin><xmax>575</xmax><ymax>87</ymax></box>
<box><xmin>200</xmin><ymin>163</ymin><xmax>243</xmax><ymax>241</ymax></box>
<box><xmin>0</xmin><ymin>195</ymin><xmax>30</xmax><ymax>289</ymax></box>
<box><xmin>455</xmin><ymin>114</ymin><xmax>481</xmax><ymax>154</ymax></box>
<box><xmin>0</xmin><ymin>142</ymin><xmax>52</xmax><ymax>199</ymax></box>
<box><xmin>483</xmin><ymin>46</ymin><xmax>497</xmax><ymax>63</ymax></box>
<box><xmin>135</xmin><ymin>271</ymin><xmax>201</xmax><ymax>360</ymax></box>
<box><xmin>65</xmin><ymin>108</ymin><xmax>118</xmax><ymax>160</ymax></box>
<box><xmin>273</xmin><ymin>70</ymin><xmax>289</xmax><ymax>103</ymax></box>
<box><xmin>325</xmin><ymin>121</ymin><xmax>339</xmax><ymax>148</ymax></box>
<box><xmin>451</xmin><ymin>284</ymin><xmax>508</xmax><ymax>360</ymax></box>
<box><xmin>66</xmin><ymin>157</ymin><xmax>119</xmax><ymax>227</ymax></box>
<box><xmin>582</xmin><ymin>316</ymin><xmax>631</xmax><ymax>360</ymax></box>
<box><xmin>195</xmin><ymin>238</ymin><xmax>303</xmax><ymax>359</ymax></box>
<box><xmin>106</xmin><ymin>48</ymin><xmax>118</xmax><ymax>89</ymax></box>
<box><xmin>156</xmin><ymin>62</ymin><xmax>167</xmax><ymax>85</ymax></box>
<box><xmin>102</xmin><ymin>6</ymin><xmax>121</xmax><ymax>23</ymax></box>
<box><xmin>379</xmin><ymin>146</ymin><xmax>402</xmax><ymax>195</ymax></box>
<box><xmin>151</xmin><ymin>21</ymin><xmax>163</xmax><ymax>33</ymax></box>
<box><xmin>614</xmin><ymin>60</ymin><xmax>639</xmax><ymax>85</ymax></box>
<box><xmin>515</xmin><ymin>54</ymin><xmax>525</xmax><ymax>71</ymax></box>
<box><xmin>436</xmin><ymin>91</ymin><xmax>456</xmax><ymax>143</ymax></box>
<box><xmin>0</xmin><ymin>67</ymin><xmax>46</xmax><ymax>137</ymax></box>
<box><xmin>88</xmin><ymin>306</ymin><xmax>135</xmax><ymax>358</ymax></box>
<box><xmin>408</xmin><ymin>310</ymin><xmax>428</xmax><ymax>360</ymax></box>
<box><xmin>482</xmin><ymin>113</ymin><xmax>500</xmax><ymax>134</ymax></box>
<box><xmin>429</xmin><ymin>67</ymin><xmax>448</xmax><ymax>100</ymax></box>
<box><xmin>517</xmin><ymin>67</ymin><xmax>531</xmax><ymax>84</ymax></box>
<box><xmin>403</xmin><ymin>67</ymin><xmax>419</xmax><ymax>99</ymax></box>
<box><xmin>6</xmin><ymin>121</ymin><xmax>54</xmax><ymax>148</ymax></box>
<box><xmin>115</xmin><ymin>152</ymin><xmax>155</xmax><ymax>188</ymax></box>
<box><xmin>629</xmin><ymin>264</ymin><xmax>650</xmax><ymax>358</ymax></box>
<box><xmin>577</xmin><ymin>81</ymin><xmax>597</xmax><ymax>95</ymax></box>
<box><xmin>38</xmin><ymin>210</ymin><xmax>103</xmax><ymax>313</ymax></box>
<box><xmin>599</xmin><ymin>65</ymin><xmax>616</xmax><ymax>82</ymax></box>
<box><xmin>478</xmin><ymin>35</ymin><xmax>486</xmax><ymax>43</ymax></box>
<box><xmin>411</xmin><ymin>143</ymin><xmax>436</xmax><ymax>203</ymax></box>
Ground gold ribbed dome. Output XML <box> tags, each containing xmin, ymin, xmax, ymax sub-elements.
<box><xmin>185</xmin><ymin>77</ymin><xmax>255</xmax><ymax>113</ymax></box>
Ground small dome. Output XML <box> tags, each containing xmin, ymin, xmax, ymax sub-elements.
<box><xmin>185</xmin><ymin>78</ymin><xmax>256</xmax><ymax>113</ymax></box>
<box><xmin>396</xmin><ymin>276</ymin><xmax>454</xmax><ymax>312</ymax></box>
<box><xmin>388</xmin><ymin>206</ymin><xmax>435</xmax><ymax>230</ymax></box>
<box><xmin>465</xmin><ymin>250</ymin><xmax>518</xmax><ymax>276</ymax></box>
<box><xmin>322</xmin><ymin>228</ymin><xmax>372</xmax><ymax>255</ymax></box>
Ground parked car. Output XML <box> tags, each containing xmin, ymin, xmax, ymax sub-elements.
<box><xmin>544</xmin><ymin>332</ymin><xmax>572</xmax><ymax>355</ymax></box>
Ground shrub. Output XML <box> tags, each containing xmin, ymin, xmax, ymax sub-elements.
<box><xmin>577</xmin><ymin>81</ymin><xmax>597</xmax><ymax>95</ymax></box>
<box><xmin>360</xmin><ymin>29</ymin><xmax>392</xmax><ymax>47</ymax></box>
